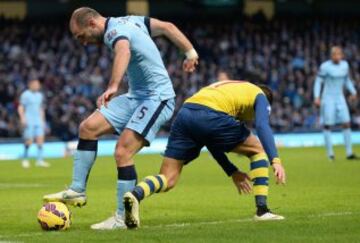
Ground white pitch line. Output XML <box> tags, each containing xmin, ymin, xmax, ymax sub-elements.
<box><xmin>143</xmin><ymin>218</ymin><xmax>253</xmax><ymax>229</ymax></box>
<box><xmin>143</xmin><ymin>211</ymin><xmax>359</xmax><ymax>229</ymax></box>
<box><xmin>0</xmin><ymin>211</ymin><xmax>358</xmax><ymax>239</ymax></box>
<box><xmin>308</xmin><ymin>211</ymin><xmax>354</xmax><ymax>218</ymax></box>
<box><xmin>0</xmin><ymin>232</ymin><xmax>55</xmax><ymax>239</ymax></box>
<box><xmin>0</xmin><ymin>183</ymin><xmax>45</xmax><ymax>189</ymax></box>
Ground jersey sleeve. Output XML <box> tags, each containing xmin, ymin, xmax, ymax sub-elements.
<box><xmin>314</xmin><ymin>63</ymin><xmax>326</xmax><ymax>99</ymax></box>
<box><xmin>104</xmin><ymin>21</ymin><xmax>132</xmax><ymax>50</ymax></box>
<box><xmin>254</xmin><ymin>94</ymin><xmax>279</xmax><ymax>163</ymax></box>
<box><xmin>344</xmin><ymin>63</ymin><xmax>357</xmax><ymax>95</ymax></box>
<box><xmin>208</xmin><ymin>148</ymin><xmax>238</xmax><ymax>177</ymax></box>
<box><xmin>129</xmin><ymin>15</ymin><xmax>151</xmax><ymax>36</ymax></box>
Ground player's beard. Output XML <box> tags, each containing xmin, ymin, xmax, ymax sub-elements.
<box><xmin>86</xmin><ymin>30</ymin><xmax>103</xmax><ymax>45</ymax></box>
<box><xmin>94</xmin><ymin>32</ymin><xmax>104</xmax><ymax>44</ymax></box>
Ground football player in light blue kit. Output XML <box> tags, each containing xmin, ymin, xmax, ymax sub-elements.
<box><xmin>314</xmin><ymin>46</ymin><xmax>357</xmax><ymax>161</ymax></box>
<box><xmin>18</xmin><ymin>79</ymin><xmax>49</xmax><ymax>168</ymax></box>
<box><xmin>43</xmin><ymin>7</ymin><xmax>199</xmax><ymax>230</ymax></box>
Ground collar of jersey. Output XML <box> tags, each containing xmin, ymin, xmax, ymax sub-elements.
<box><xmin>104</xmin><ymin>17</ymin><xmax>111</xmax><ymax>33</ymax></box>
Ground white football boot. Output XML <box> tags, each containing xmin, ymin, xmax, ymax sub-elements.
<box><xmin>123</xmin><ymin>192</ymin><xmax>140</xmax><ymax>229</ymax></box>
<box><xmin>22</xmin><ymin>160</ymin><xmax>30</xmax><ymax>168</ymax></box>
<box><xmin>91</xmin><ymin>212</ymin><xmax>127</xmax><ymax>230</ymax></box>
<box><xmin>254</xmin><ymin>211</ymin><xmax>285</xmax><ymax>221</ymax></box>
<box><xmin>43</xmin><ymin>188</ymin><xmax>87</xmax><ymax>207</ymax></box>
<box><xmin>36</xmin><ymin>160</ymin><xmax>51</xmax><ymax>168</ymax></box>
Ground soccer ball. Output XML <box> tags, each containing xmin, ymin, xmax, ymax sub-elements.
<box><xmin>37</xmin><ymin>202</ymin><xmax>71</xmax><ymax>231</ymax></box>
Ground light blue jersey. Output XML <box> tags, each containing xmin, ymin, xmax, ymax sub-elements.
<box><xmin>314</xmin><ymin>60</ymin><xmax>357</xmax><ymax>125</ymax></box>
<box><xmin>20</xmin><ymin>90</ymin><xmax>44</xmax><ymax>125</ymax></box>
<box><xmin>103</xmin><ymin>15</ymin><xmax>175</xmax><ymax>101</ymax></box>
<box><xmin>314</xmin><ymin>60</ymin><xmax>356</xmax><ymax>99</ymax></box>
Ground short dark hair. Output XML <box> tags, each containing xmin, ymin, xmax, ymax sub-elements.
<box><xmin>71</xmin><ymin>7</ymin><xmax>100</xmax><ymax>27</ymax></box>
<box><xmin>257</xmin><ymin>84</ymin><xmax>273</xmax><ymax>105</ymax></box>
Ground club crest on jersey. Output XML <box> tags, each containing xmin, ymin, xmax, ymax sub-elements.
<box><xmin>267</xmin><ymin>106</ymin><xmax>272</xmax><ymax>114</ymax></box>
<box><xmin>107</xmin><ymin>29</ymin><xmax>117</xmax><ymax>42</ymax></box>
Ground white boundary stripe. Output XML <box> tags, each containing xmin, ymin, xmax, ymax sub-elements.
<box><xmin>308</xmin><ymin>211</ymin><xmax>354</xmax><ymax>217</ymax></box>
<box><xmin>0</xmin><ymin>211</ymin><xmax>358</xmax><ymax>239</ymax></box>
<box><xmin>0</xmin><ymin>232</ymin><xmax>55</xmax><ymax>239</ymax></box>
<box><xmin>143</xmin><ymin>211</ymin><xmax>359</xmax><ymax>229</ymax></box>
<box><xmin>0</xmin><ymin>183</ymin><xmax>45</xmax><ymax>189</ymax></box>
<box><xmin>143</xmin><ymin>218</ymin><xmax>253</xmax><ymax>229</ymax></box>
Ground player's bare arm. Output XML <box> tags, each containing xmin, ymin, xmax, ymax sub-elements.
<box><xmin>313</xmin><ymin>66</ymin><xmax>325</xmax><ymax>107</ymax></box>
<box><xmin>313</xmin><ymin>78</ymin><xmax>323</xmax><ymax>107</ymax></box>
<box><xmin>345</xmin><ymin>72</ymin><xmax>357</xmax><ymax>102</ymax></box>
<box><xmin>17</xmin><ymin>104</ymin><xmax>26</xmax><ymax>127</ymax></box>
<box><xmin>41</xmin><ymin>109</ymin><xmax>46</xmax><ymax>128</ymax></box>
<box><xmin>97</xmin><ymin>39</ymin><xmax>131</xmax><ymax>108</ymax></box>
<box><xmin>150</xmin><ymin>18</ymin><xmax>198</xmax><ymax>72</ymax></box>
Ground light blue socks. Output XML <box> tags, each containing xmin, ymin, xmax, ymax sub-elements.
<box><xmin>343</xmin><ymin>128</ymin><xmax>353</xmax><ymax>156</ymax></box>
<box><xmin>117</xmin><ymin>165</ymin><xmax>137</xmax><ymax>216</ymax></box>
<box><xmin>69</xmin><ymin>139</ymin><xmax>98</xmax><ymax>193</ymax></box>
<box><xmin>37</xmin><ymin>145</ymin><xmax>43</xmax><ymax>162</ymax></box>
<box><xmin>323</xmin><ymin>130</ymin><xmax>334</xmax><ymax>158</ymax></box>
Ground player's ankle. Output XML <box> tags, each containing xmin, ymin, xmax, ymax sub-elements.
<box><xmin>69</xmin><ymin>187</ymin><xmax>85</xmax><ymax>194</ymax></box>
<box><xmin>256</xmin><ymin>206</ymin><xmax>270</xmax><ymax>216</ymax></box>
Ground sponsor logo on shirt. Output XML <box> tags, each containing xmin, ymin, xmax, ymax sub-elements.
<box><xmin>107</xmin><ymin>29</ymin><xmax>117</xmax><ymax>42</ymax></box>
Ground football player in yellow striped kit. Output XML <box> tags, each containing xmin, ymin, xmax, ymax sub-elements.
<box><xmin>123</xmin><ymin>80</ymin><xmax>286</xmax><ymax>228</ymax></box>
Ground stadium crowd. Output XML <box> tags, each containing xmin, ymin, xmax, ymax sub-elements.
<box><xmin>0</xmin><ymin>16</ymin><xmax>360</xmax><ymax>139</ymax></box>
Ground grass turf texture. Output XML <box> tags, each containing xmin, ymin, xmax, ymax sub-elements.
<box><xmin>1</xmin><ymin>146</ymin><xmax>360</xmax><ymax>242</ymax></box>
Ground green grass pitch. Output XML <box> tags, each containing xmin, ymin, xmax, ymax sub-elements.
<box><xmin>1</xmin><ymin>146</ymin><xmax>360</xmax><ymax>242</ymax></box>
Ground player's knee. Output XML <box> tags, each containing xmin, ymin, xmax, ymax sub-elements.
<box><xmin>114</xmin><ymin>146</ymin><xmax>133</xmax><ymax>166</ymax></box>
<box><xmin>342</xmin><ymin>123</ymin><xmax>351</xmax><ymax>129</ymax></box>
<box><xmin>79</xmin><ymin>120</ymin><xmax>98</xmax><ymax>138</ymax></box>
<box><xmin>246</xmin><ymin>148</ymin><xmax>265</xmax><ymax>160</ymax></box>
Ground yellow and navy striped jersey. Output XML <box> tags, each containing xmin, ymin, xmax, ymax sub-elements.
<box><xmin>185</xmin><ymin>80</ymin><xmax>281</xmax><ymax>164</ymax></box>
<box><xmin>185</xmin><ymin>80</ymin><xmax>264</xmax><ymax>121</ymax></box>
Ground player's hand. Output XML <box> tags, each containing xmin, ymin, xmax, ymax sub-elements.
<box><xmin>183</xmin><ymin>58</ymin><xmax>198</xmax><ymax>73</ymax></box>
<box><xmin>97</xmin><ymin>85</ymin><xmax>118</xmax><ymax>108</ymax></box>
<box><xmin>314</xmin><ymin>98</ymin><xmax>321</xmax><ymax>107</ymax></box>
<box><xmin>231</xmin><ymin>171</ymin><xmax>252</xmax><ymax>194</ymax></box>
<box><xmin>349</xmin><ymin>94</ymin><xmax>357</xmax><ymax>103</ymax></box>
<box><xmin>272</xmin><ymin>163</ymin><xmax>286</xmax><ymax>185</ymax></box>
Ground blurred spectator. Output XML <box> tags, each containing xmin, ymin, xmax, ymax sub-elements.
<box><xmin>0</xmin><ymin>16</ymin><xmax>359</xmax><ymax>138</ymax></box>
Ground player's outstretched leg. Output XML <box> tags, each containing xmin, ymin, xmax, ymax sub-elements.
<box><xmin>42</xmin><ymin>138</ymin><xmax>96</xmax><ymax>207</ymax></box>
<box><xmin>44</xmin><ymin>111</ymin><xmax>113</xmax><ymax>207</ymax></box>
<box><xmin>124</xmin><ymin>175</ymin><xmax>168</xmax><ymax>228</ymax></box>
<box><xmin>124</xmin><ymin>157</ymin><xmax>182</xmax><ymax>229</ymax></box>
<box><xmin>250</xmin><ymin>153</ymin><xmax>284</xmax><ymax>221</ymax></box>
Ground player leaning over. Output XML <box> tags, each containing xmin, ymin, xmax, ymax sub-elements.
<box><xmin>123</xmin><ymin>80</ymin><xmax>286</xmax><ymax>228</ymax></box>
<box><xmin>18</xmin><ymin>79</ymin><xmax>49</xmax><ymax>168</ymax></box>
<box><xmin>314</xmin><ymin>46</ymin><xmax>358</xmax><ymax>161</ymax></box>
<box><xmin>43</xmin><ymin>7</ymin><xmax>198</xmax><ymax>229</ymax></box>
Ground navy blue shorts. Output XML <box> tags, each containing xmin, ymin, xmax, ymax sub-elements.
<box><xmin>164</xmin><ymin>103</ymin><xmax>250</xmax><ymax>163</ymax></box>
